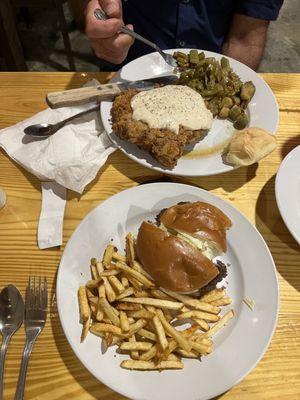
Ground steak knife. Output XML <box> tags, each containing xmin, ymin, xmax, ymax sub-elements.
<box><xmin>46</xmin><ymin>75</ymin><xmax>178</xmax><ymax>109</ymax></box>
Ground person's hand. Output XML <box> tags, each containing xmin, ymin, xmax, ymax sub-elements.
<box><xmin>85</xmin><ymin>0</ymin><xmax>134</xmax><ymax>64</ymax></box>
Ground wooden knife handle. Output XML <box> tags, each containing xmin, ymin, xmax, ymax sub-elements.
<box><xmin>46</xmin><ymin>83</ymin><xmax>121</xmax><ymax>109</ymax></box>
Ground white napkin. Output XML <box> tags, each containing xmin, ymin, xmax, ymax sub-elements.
<box><xmin>0</xmin><ymin>80</ymin><xmax>116</xmax><ymax>248</ymax></box>
<box><xmin>38</xmin><ymin>182</ymin><xmax>67</xmax><ymax>249</ymax></box>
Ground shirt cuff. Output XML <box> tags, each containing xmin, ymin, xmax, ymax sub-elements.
<box><xmin>234</xmin><ymin>0</ymin><xmax>284</xmax><ymax>21</ymax></box>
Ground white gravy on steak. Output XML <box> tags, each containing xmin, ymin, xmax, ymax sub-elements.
<box><xmin>131</xmin><ymin>85</ymin><xmax>213</xmax><ymax>134</ymax></box>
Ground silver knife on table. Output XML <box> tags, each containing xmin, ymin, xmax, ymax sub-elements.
<box><xmin>46</xmin><ymin>75</ymin><xmax>178</xmax><ymax>109</ymax></box>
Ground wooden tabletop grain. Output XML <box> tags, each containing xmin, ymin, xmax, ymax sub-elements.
<box><xmin>0</xmin><ymin>72</ymin><xmax>299</xmax><ymax>400</ymax></box>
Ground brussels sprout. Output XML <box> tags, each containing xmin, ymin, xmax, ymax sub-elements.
<box><xmin>229</xmin><ymin>105</ymin><xmax>242</xmax><ymax>121</ymax></box>
<box><xmin>189</xmin><ymin>49</ymin><xmax>199</xmax><ymax>65</ymax></box>
<box><xmin>233</xmin><ymin>113</ymin><xmax>249</xmax><ymax>130</ymax></box>
<box><xmin>240</xmin><ymin>81</ymin><xmax>256</xmax><ymax>101</ymax></box>
<box><xmin>219</xmin><ymin>107</ymin><xmax>230</xmax><ymax>118</ymax></box>
<box><xmin>221</xmin><ymin>97</ymin><xmax>234</xmax><ymax>108</ymax></box>
<box><xmin>221</xmin><ymin>56</ymin><xmax>230</xmax><ymax>69</ymax></box>
<box><xmin>232</xmin><ymin>96</ymin><xmax>241</xmax><ymax>106</ymax></box>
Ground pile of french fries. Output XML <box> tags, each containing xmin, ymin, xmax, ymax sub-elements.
<box><xmin>78</xmin><ymin>233</ymin><xmax>234</xmax><ymax>371</ymax></box>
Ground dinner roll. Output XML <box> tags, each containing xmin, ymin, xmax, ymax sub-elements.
<box><xmin>225</xmin><ymin>127</ymin><xmax>276</xmax><ymax>166</ymax></box>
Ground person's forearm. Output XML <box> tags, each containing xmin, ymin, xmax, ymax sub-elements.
<box><xmin>222</xmin><ymin>14</ymin><xmax>269</xmax><ymax>70</ymax></box>
<box><xmin>222</xmin><ymin>40</ymin><xmax>265</xmax><ymax>70</ymax></box>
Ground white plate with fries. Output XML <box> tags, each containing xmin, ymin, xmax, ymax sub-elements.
<box><xmin>57</xmin><ymin>182</ymin><xmax>279</xmax><ymax>400</ymax></box>
<box><xmin>100</xmin><ymin>49</ymin><xmax>279</xmax><ymax>177</ymax></box>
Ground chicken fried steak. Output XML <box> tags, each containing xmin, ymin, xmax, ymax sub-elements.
<box><xmin>111</xmin><ymin>89</ymin><xmax>209</xmax><ymax>168</ymax></box>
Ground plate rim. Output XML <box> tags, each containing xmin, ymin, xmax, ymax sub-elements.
<box><xmin>100</xmin><ymin>48</ymin><xmax>279</xmax><ymax>177</ymax></box>
<box><xmin>56</xmin><ymin>182</ymin><xmax>279</xmax><ymax>400</ymax></box>
<box><xmin>275</xmin><ymin>145</ymin><xmax>300</xmax><ymax>244</ymax></box>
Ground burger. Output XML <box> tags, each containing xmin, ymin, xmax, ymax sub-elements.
<box><xmin>136</xmin><ymin>202</ymin><xmax>232</xmax><ymax>294</ymax></box>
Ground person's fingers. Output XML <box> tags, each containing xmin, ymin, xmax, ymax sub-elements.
<box><xmin>91</xmin><ymin>41</ymin><xmax>127</xmax><ymax>64</ymax></box>
<box><xmin>126</xmin><ymin>24</ymin><xmax>134</xmax><ymax>32</ymax></box>
<box><xmin>91</xmin><ymin>28</ymin><xmax>134</xmax><ymax>64</ymax></box>
<box><xmin>99</xmin><ymin>0</ymin><xmax>122</xmax><ymax>18</ymax></box>
<box><xmin>85</xmin><ymin>0</ymin><xmax>122</xmax><ymax>38</ymax></box>
<box><xmin>114</xmin><ymin>24</ymin><xmax>135</xmax><ymax>48</ymax></box>
<box><xmin>98</xmin><ymin>26</ymin><xmax>134</xmax><ymax>62</ymax></box>
<box><xmin>86</xmin><ymin>17</ymin><xmax>121</xmax><ymax>38</ymax></box>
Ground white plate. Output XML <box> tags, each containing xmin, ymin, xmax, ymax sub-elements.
<box><xmin>57</xmin><ymin>182</ymin><xmax>279</xmax><ymax>400</ymax></box>
<box><xmin>275</xmin><ymin>145</ymin><xmax>300</xmax><ymax>244</ymax></box>
<box><xmin>101</xmin><ymin>49</ymin><xmax>279</xmax><ymax>176</ymax></box>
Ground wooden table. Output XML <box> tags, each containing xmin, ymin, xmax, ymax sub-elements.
<box><xmin>0</xmin><ymin>72</ymin><xmax>299</xmax><ymax>399</ymax></box>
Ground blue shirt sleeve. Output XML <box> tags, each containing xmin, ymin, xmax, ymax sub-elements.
<box><xmin>234</xmin><ymin>0</ymin><xmax>284</xmax><ymax>21</ymax></box>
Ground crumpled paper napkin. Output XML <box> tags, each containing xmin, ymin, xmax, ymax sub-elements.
<box><xmin>0</xmin><ymin>80</ymin><xmax>116</xmax><ymax>249</ymax></box>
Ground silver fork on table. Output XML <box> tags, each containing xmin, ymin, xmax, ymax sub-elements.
<box><xmin>14</xmin><ymin>277</ymin><xmax>48</xmax><ymax>400</ymax></box>
<box><xmin>94</xmin><ymin>8</ymin><xmax>177</xmax><ymax>68</ymax></box>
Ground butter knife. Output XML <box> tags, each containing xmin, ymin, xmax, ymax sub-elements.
<box><xmin>46</xmin><ymin>75</ymin><xmax>178</xmax><ymax>109</ymax></box>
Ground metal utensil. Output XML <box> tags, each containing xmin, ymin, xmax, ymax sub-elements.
<box><xmin>24</xmin><ymin>104</ymin><xmax>99</xmax><ymax>138</ymax></box>
<box><xmin>94</xmin><ymin>8</ymin><xmax>177</xmax><ymax>68</ymax></box>
<box><xmin>14</xmin><ymin>277</ymin><xmax>47</xmax><ymax>400</ymax></box>
<box><xmin>46</xmin><ymin>75</ymin><xmax>178</xmax><ymax>109</ymax></box>
<box><xmin>0</xmin><ymin>285</ymin><xmax>24</xmax><ymax>400</ymax></box>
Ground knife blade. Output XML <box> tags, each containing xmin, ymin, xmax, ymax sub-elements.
<box><xmin>46</xmin><ymin>75</ymin><xmax>178</xmax><ymax>109</ymax></box>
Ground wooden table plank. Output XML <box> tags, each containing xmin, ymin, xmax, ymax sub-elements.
<box><xmin>0</xmin><ymin>72</ymin><xmax>299</xmax><ymax>400</ymax></box>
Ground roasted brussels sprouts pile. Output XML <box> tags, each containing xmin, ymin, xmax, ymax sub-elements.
<box><xmin>173</xmin><ymin>50</ymin><xmax>256</xmax><ymax>130</ymax></box>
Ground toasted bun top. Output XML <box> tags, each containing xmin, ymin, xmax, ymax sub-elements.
<box><xmin>136</xmin><ymin>221</ymin><xmax>219</xmax><ymax>292</ymax></box>
<box><xmin>159</xmin><ymin>202</ymin><xmax>232</xmax><ymax>252</ymax></box>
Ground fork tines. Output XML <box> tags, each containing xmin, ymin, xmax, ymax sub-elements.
<box><xmin>25</xmin><ymin>276</ymin><xmax>48</xmax><ymax>311</ymax></box>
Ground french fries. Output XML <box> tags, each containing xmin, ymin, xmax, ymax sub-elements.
<box><xmin>210</xmin><ymin>297</ymin><xmax>232</xmax><ymax>306</ymax></box>
<box><xmin>128</xmin><ymin>334</ymin><xmax>139</xmax><ymax>359</ymax></box>
<box><xmin>188</xmin><ymin>340</ymin><xmax>212</xmax><ymax>355</ymax></box>
<box><xmin>156</xmin><ymin>309</ymin><xmax>191</xmax><ymax>352</ymax></box>
<box><xmin>108</xmin><ymin>275</ymin><xmax>125</xmax><ymax>294</ymax></box>
<box><xmin>112</xmin><ymin>251</ymin><xmax>126</xmax><ymax>262</ymax></box>
<box><xmin>177</xmin><ymin>310</ymin><xmax>220</xmax><ymax>322</ymax></box>
<box><xmin>126</xmin><ymin>319</ymin><xmax>147</xmax><ymax>336</ymax></box>
<box><xmin>120</xmin><ymin>360</ymin><xmax>184</xmax><ymax>370</ymax></box>
<box><xmin>90</xmin><ymin>264</ymin><xmax>99</xmax><ymax>280</ymax></box>
<box><xmin>152</xmin><ymin>315</ymin><xmax>168</xmax><ymax>350</ymax></box>
<box><xmin>116</xmin><ymin>302</ymin><xmax>142</xmax><ymax>311</ymax></box>
<box><xmin>125</xmin><ymin>233</ymin><xmax>135</xmax><ymax>267</ymax></box>
<box><xmin>95</xmin><ymin>261</ymin><xmax>104</xmax><ymax>276</ymax></box>
<box><xmin>98</xmin><ymin>284</ymin><xmax>105</xmax><ymax>299</ymax></box>
<box><xmin>120</xmin><ymin>341</ymin><xmax>153</xmax><ymax>351</ymax></box>
<box><xmin>175</xmin><ymin>348</ymin><xmax>199</xmax><ymax>358</ymax></box>
<box><xmin>116</xmin><ymin>287</ymin><xmax>134</xmax><ymax>300</ymax></box>
<box><xmin>200</xmin><ymin>288</ymin><xmax>225</xmax><ymax>303</ymax></box>
<box><xmin>99</xmin><ymin>270</ymin><xmax>120</xmax><ymax>277</ymax></box>
<box><xmin>102</xmin><ymin>244</ymin><xmax>115</xmax><ymax>268</ymax></box>
<box><xmin>162</xmin><ymin>289</ymin><xmax>220</xmax><ymax>314</ymax></box>
<box><xmin>98</xmin><ymin>297</ymin><xmax>120</xmax><ymax>326</ymax></box>
<box><xmin>137</xmin><ymin>328</ymin><xmax>157</xmax><ymax>341</ymax></box>
<box><xmin>102</xmin><ymin>277</ymin><xmax>116</xmax><ymax>303</ymax></box>
<box><xmin>78</xmin><ymin>240</ymin><xmax>234</xmax><ymax>371</ymax></box>
<box><xmin>96</xmin><ymin>299</ymin><xmax>104</xmax><ymax>321</ymax></box>
<box><xmin>90</xmin><ymin>323</ymin><xmax>122</xmax><ymax>336</ymax></box>
<box><xmin>121</xmin><ymin>276</ymin><xmax>129</xmax><ymax>288</ymax></box>
<box><xmin>115</xmin><ymin>262</ymin><xmax>155</xmax><ymax>288</ymax></box>
<box><xmin>139</xmin><ymin>345</ymin><xmax>157</xmax><ymax>361</ymax></box>
<box><xmin>78</xmin><ymin>286</ymin><xmax>90</xmax><ymax>322</ymax></box>
<box><xmin>120</xmin><ymin>311</ymin><xmax>130</xmax><ymax>332</ymax></box>
<box><xmin>81</xmin><ymin>316</ymin><xmax>90</xmax><ymax>342</ymax></box>
<box><xmin>204</xmin><ymin>310</ymin><xmax>234</xmax><ymax>338</ymax></box>
<box><xmin>127</xmin><ymin>310</ymin><xmax>155</xmax><ymax>319</ymax></box>
<box><xmin>120</xmin><ymin>297</ymin><xmax>183</xmax><ymax>310</ymax></box>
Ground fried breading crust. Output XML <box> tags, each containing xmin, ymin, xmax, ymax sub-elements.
<box><xmin>111</xmin><ymin>89</ymin><xmax>206</xmax><ymax>168</ymax></box>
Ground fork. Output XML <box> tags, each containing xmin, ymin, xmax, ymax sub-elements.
<box><xmin>14</xmin><ymin>277</ymin><xmax>47</xmax><ymax>400</ymax></box>
<box><xmin>94</xmin><ymin>8</ymin><xmax>177</xmax><ymax>68</ymax></box>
